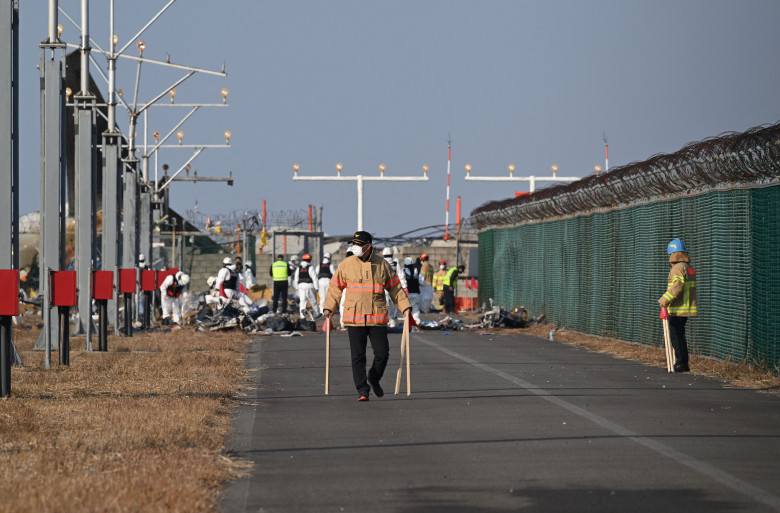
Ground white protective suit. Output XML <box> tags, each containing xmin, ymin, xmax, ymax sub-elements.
<box><xmin>315</xmin><ymin>259</ymin><xmax>335</xmax><ymax>312</ymax></box>
<box><xmin>159</xmin><ymin>273</ymin><xmax>189</xmax><ymax>324</ymax></box>
<box><xmin>293</xmin><ymin>262</ymin><xmax>320</xmax><ymax>317</ymax></box>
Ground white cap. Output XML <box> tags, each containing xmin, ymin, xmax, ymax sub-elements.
<box><xmin>382</xmin><ymin>247</ymin><xmax>393</xmax><ymax>257</ymax></box>
<box><xmin>223</xmin><ymin>257</ymin><xmax>232</xmax><ymax>265</ymax></box>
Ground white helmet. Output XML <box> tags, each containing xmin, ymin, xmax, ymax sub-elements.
<box><xmin>290</xmin><ymin>255</ymin><xmax>298</xmax><ymax>262</ymax></box>
<box><xmin>138</xmin><ymin>253</ymin><xmax>145</xmax><ymax>262</ymax></box>
<box><xmin>324</xmin><ymin>252</ymin><xmax>332</xmax><ymax>259</ymax></box>
<box><xmin>245</xmin><ymin>262</ymin><xmax>252</xmax><ymax>268</ymax></box>
<box><xmin>207</xmin><ymin>276</ymin><xmax>216</xmax><ymax>287</ymax></box>
<box><xmin>382</xmin><ymin>247</ymin><xmax>393</xmax><ymax>257</ymax></box>
<box><xmin>175</xmin><ymin>271</ymin><xmax>183</xmax><ymax>281</ymax></box>
<box><xmin>404</xmin><ymin>257</ymin><xmax>413</xmax><ymax>265</ymax></box>
<box><xmin>223</xmin><ymin>257</ymin><xmax>232</xmax><ymax>265</ymax></box>
<box><xmin>180</xmin><ymin>274</ymin><xmax>190</xmax><ymax>286</ymax></box>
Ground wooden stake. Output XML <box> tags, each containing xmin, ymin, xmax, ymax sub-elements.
<box><xmin>662</xmin><ymin>317</ymin><xmax>675</xmax><ymax>372</ymax></box>
<box><xmin>325</xmin><ymin>319</ymin><xmax>331</xmax><ymax>394</ymax></box>
<box><xmin>394</xmin><ymin>311</ymin><xmax>411</xmax><ymax>395</ymax></box>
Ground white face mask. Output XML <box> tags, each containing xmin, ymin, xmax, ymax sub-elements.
<box><xmin>440</xmin><ymin>265</ymin><xmax>445</xmax><ymax>270</ymax></box>
<box><xmin>350</xmin><ymin>245</ymin><xmax>365</xmax><ymax>258</ymax></box>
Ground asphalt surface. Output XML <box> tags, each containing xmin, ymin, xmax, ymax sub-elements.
<box><xmin>219</xmin><ymin>328</ymin><xmax>780</xmax><ymax>513</ymax></box>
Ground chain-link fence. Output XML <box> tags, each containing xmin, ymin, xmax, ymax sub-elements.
<box><xmin>475</xmin><ymin>122</ymin><xmax>780</xmax><ymax>368</ymax></box>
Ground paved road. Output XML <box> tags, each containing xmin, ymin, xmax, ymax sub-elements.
<box><xmin>219</xmin><ymin>329</ymin><xmax>780</xmax><ymax>513</ymax></box>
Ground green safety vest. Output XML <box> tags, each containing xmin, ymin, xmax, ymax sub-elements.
<box><xmin>446</xmin><ymin>267</ymin><xmax>458</xmax><ymax>288</ymax></box>
<box><xmin>272</xmin><ymin>260</ymin><xmax>289</xmax><ymax>281</ymax></box>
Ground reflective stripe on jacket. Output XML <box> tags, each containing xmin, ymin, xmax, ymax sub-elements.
<box><xmin>271</xmin><ymin>260</ymin><xmax>289</xmax><ymax>281</ymax></box>
<box><xmin>432</xmin><ymin>270</ymin><xmax>447</xmax><ymax>291</ymax></box>
<box><xmin>324</xmin><ymin>249</ymin><xmax>411</xmax><ymax>327</ymax></box>
<box><xmin>663</xmin><ymin>253</ymin><xmax>698</xmax><ymax>317</ymax></box>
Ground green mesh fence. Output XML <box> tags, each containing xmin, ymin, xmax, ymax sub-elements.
<box><xmin>478</xmin><ymin>185</ymin><xmax>780</xmax><ymax>368</ymax></box>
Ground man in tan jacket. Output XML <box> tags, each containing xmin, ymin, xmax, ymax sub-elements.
<box><xmin>323</xmin><ymin>231</ymin><xmax>412</xmax><ymax>401</ymax></box>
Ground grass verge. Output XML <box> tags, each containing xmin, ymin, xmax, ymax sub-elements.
<box><xmin>1</xmin><ymin>322</ymin><xmax>251</xmax><ymax>513</ymax></box>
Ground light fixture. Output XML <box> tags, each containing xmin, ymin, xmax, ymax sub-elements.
<box><xmin>57</xmin><ymin>24</ymin><xmax>63</xmax><ymax>38</ymax></box>
<box><xmin>220</xmin><ymin>88</ymin><xmax>229</xmax><ymax>104</ymax></box>
<box><xmin>551</xmin><ymin>164</ymin><xmax>559</xmax><ymax>176</ymax></box>
<box><xmin>465</xmin><ymin>163</ymin><xmax>472</xmax><ymax>176</ymax></box>
<box><xmin>168</xmin><ymin>88</ymin><xmax>177</xmax><ymax>103</ymax></box>
<box><xmin>112</xmin><ymin>34</ymin><xmax>119</xmax><ymax>47</ymax></box>
<box><xmin>336</xmin><ymin>163</ymin><xmax>343</xmax><ymax>176</ymax></box>
<box><xmin>508</xmin><ymin>163</ymin><xmax>516</xmax><ymax>176</ymax></box>
<box><xmin>176</xmin><ymin>130</ymin><xmax>184</xmax><ymax>144</ymax></box>
<box><xmin>379</xmin><ymin>163</ymin><xmax>386</xmax><ymax>175</ymax></box>
<box><xmin>136</xmin><ymin>41</ymin><xmax>146</xmax><ymax>54</ymax></box>
<box><xmin>293</xmin><ymin>163</ymin><xmax>300</xmax><ymax>175</ymax></box>
<box><xmin>65</xmin><ymin>87</ymin><xmax>72</xmax><ymax>99</ymax></box>
<box><xmin>422</xmin><ymin>164</ymin><xmax>429</xmax><ymax>176</ymax></box>
<box><xmin>117</xmin><ymin>89</ymin><xmax>124</xmax><ymax>97</ymax></box>
<box><xmin>594</xmin><ymin>165</ymin><xmax>602</xmax><ymax>176</ymax></box>
<box><xmin>152</xmin><ymin>131</ymin><xmax>160</xmax><ymax>142</ymax></box>
<box><xmin>224</xmin><ymin>130</ymin><xmax>232</xmax><ymax>144</ymax></box>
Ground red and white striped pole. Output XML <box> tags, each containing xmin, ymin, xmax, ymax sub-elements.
<box><xmin>444</xmin><ymin>136</ymin><xmax>452</xmax><ymax>240</ymax></box>
<box><xmin>604</xmin><ymin>133</ymin><xmax>609</xmax><ymax>172</ymax></box>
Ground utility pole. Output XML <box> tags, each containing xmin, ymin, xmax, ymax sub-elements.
<box><xmin>1</xmin><ymin>0</ymin><xmax>22</xmax><ymax>395</ymax></box>
<box><xmin>292</xmin><ymin>163</ymin><xmax>429</xmax><ymax>231</ymax></box>
<box><xmin>464</xmin><ymin>163</ymin><xmax>580</xmax><ymax>193</ymax></box>
<box><xmin>71</xmin><ymin>0</ymin><xmax>97</xmax><ymax>349</ymax></box>
<box><xmin>35</xmin><ymin>1</ymin><xmax>67</xmax><ymax>365</ymax></box>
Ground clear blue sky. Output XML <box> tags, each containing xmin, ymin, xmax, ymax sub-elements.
<box><xmin>16</xmin><ymin>1</ymin><xmax>780</xmax><ymax>237</ymax></box>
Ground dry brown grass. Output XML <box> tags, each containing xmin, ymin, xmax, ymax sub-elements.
<box><xmin>1</xmin><ymin>321</ymin><xmax>251</xmax><ymax>513</ymax></box>
<box><xmin>521</xmin><ymin>323</ymin><xmax>780</xmax><ymax>393</ymax></box>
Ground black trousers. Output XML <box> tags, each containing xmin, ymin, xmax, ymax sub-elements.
<box><xmin>668</xmin><ymin>316</ymin><xmax>689</xmax><ymax>365</ymax></box>
<box><xmin>272</xmin><ymin>281</ymin><xmax>288</xmax><ymax>313</ymax></box>
<box><xmin>442</xmin><ymin>285</ymin><xmax>456</xmax><ymax>313</ymax></box>
<box><xmin>347</xmin><ymin>326</ymin><xmax>389</xmax><ymax>396</ymax></box>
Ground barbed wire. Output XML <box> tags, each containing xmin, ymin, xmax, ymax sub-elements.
<box><xmin>183</xmin><ymin>208</ymin><xmax>312</xmax><ymax>233</ymax></box>
<box><xmin>470</xmin><ymin>121</ymin><xmax>780</xmax><ymax>230</ymax></box>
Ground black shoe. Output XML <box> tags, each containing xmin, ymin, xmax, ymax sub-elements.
<box><xmin>673</xmin><ymin>363</ymin><xmax>690</xmax><ymax>373</ymax></box>
<box><xmin>367</xmin><ymin>378</ymin><xmax>384</xmax><ymax>398</ymax></box>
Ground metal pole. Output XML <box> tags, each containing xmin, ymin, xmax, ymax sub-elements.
<box><xmin>445</xmin><ymin>137</ymin><xmax>451</xmax><ymax>238</ymax></box>
<box><xmin>59</xmin><ymin>306</ymin><xmax>70</xmax><ymax>366</ymax></box>
<box><xmin>72</xmin><ymin>0</ymin><xmax>96</xmax><ymax>346</ymax></box>
<box><xmin>0</xmin><ymin>316</ymin><xmax>10</xmax><ymax>396</ymax></box>
<box><xmin>35</xmin><ymin>2</ymin><xmax>66</xmax><ymax>362</ymax></box>
<box><xmin>357</xmin><ymin>175</ymin><xmax>363</xmax><ymax>231</ymax></box>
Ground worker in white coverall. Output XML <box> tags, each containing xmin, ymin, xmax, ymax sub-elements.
<box><xmin>293</xmin><ymin>254</ymin><xmax>321</xmax><ymax>318</ymax></box>
<box><xmin>242</xmin><ymin>261</ymin><xmax>256</xmax><ymax>289</ymax></box>
<box><xmin>382</xmin><ymin>248</ymin><xmax>401</xmax><ymax>327</ymax></box>
<box><xmin>216</xmin><ymin>257</ymin><xmax>239</xmax><ymax>302</ymax></box>
<box><xmin>205</xmin><ymin>276</ymin><xmax>220</xmax><ymax>306</ymax></box>
<box><xmin>316</xmin><ymin>253</ymin><xmax>335</xmax><ymax>312</ymax></box>
<box><xmin>159</xmin><ymin>271</ymin><xmax>190</xmax><ymax>325</ymax></box>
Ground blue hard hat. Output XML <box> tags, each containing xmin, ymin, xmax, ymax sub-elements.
<box><xmin>667</xmin><ymin>238</ymin><xmax>686</xmax><ymax>255</ymax></box>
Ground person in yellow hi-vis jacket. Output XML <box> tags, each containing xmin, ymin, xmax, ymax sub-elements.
<box><xmin>323</xmin><ymin>231</ymin><xmax>411</xmax><ymax>402</ymax></box>
<box><xmin>658</xmin><ymin>238</ymin><xmax>698</xmax><ymax>373</ymax></box>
